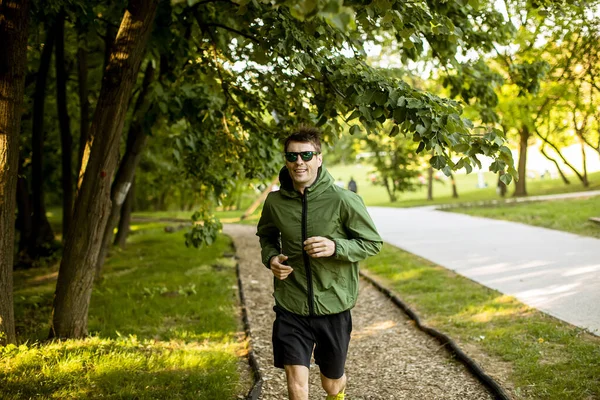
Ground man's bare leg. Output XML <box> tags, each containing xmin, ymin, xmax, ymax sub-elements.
<box><xmin>321</xmin><ymin>372</ymin><xmax>346</xmax><ymax>396</ymax></box>
<box><xmin>284</xmin><ymin>365</ymin><xmax>310</xmax><ymax>400</ymax></box>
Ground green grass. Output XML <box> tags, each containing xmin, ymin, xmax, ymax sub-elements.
<box><xmin>132</xmin><ymin>208</ymin><xmax>261</xmax><ymax>226</ymax></box>
<box><xmin>4</xmin><ymin>223</ymin><xmax>251</xmax><ymax>399</ymax></box>
<box><xmin>449</xmin><ymin>196</ymin><xmax>600</xmax><ymax>239</ymax></box>
<box><xmin>362</xmin><ymin>245</ymin><xmax>600</xmax><ymax>400</ymax></box>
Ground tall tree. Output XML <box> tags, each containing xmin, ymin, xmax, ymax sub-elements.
<box><xmin>55</xmin><ymin>8</ymin><xmax>74</xmax><ymax>237</ymax></box>
<box><xmin>30</xmin><ymin>19</ymin><xmax>57</xmax><ymax>253</ymax></box>
<box><xmin>50</xmin><ymin>0</ymin><xmax>159</xmax><ymax>339</ymax></box>
<box><xmin>0</xmin><ymin>0</ymin><xmax>30</xmax><ymax>345</ymax></box>
<box><xmin>96</xmin><ymin>61</ymin><xmax>156</xmax><ymax>278</ymax></box>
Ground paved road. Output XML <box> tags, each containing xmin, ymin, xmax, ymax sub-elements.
<box><xmin>368</xmin><ymin>198</ymin><xmax>600</xmax><ymax>336</ymax></box>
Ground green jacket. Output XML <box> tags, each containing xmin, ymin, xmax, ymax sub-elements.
<box><xmin>256</xmin><ymin>165</ymin><xmax>383</xmax><ymax>316</ymax></box>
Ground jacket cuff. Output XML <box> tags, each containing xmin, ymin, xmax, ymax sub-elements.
<box><xmin>264</xmin><ymin>253</ymin><xmax>278</xmax><ymax>269</ymax></box>
<box><xmin>333</xmin><ymin>239</ymin><xmax>344</xmax><ymax>260</ymax></box>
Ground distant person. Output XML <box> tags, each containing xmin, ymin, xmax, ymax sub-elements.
<box><xmin>257</xmin><ymin>126</ymin><xmax>382</xmax><ymax>399</ymax></box>
<box><xmin>348</xmin><ymin>177</ymin><xmax>357</xmax><ymax>193</ymax></box>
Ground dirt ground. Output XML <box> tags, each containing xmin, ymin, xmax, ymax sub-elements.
<box><xmin>225</xmin><ymin>224</ymin><xmax>497</xmax><ymax>400</ymax></box>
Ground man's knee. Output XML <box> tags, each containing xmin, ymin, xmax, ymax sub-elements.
<box><xmin>320</xmin><ymin>372</ymin><xmax>346</xmax><ymax>395</ymax></box>
<box><xmin>285</xmin><ymin>365</ymin><xmax>310</xmax><ymax>398</ymax></box>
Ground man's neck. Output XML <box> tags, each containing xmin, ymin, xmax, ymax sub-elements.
<box><xmin>294</xmin><ymin>184</ymin><xmax>307</xmax><ymax>195</ymax></box>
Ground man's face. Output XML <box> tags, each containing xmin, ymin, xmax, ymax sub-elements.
<box><xmin>285</xmin><ymin>141</ymin><xmax>322</xmax><ymax>191</ymax></box>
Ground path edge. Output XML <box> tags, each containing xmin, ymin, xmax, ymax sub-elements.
<box><xmin>360</xmin><ymin>269</ymin><xmax>513</xmax><ymax>400</ymax></box>
<box><xmin>235</xmin><ymin>259</ymin><xmax>263</xmax><ymax>400</ymax></box>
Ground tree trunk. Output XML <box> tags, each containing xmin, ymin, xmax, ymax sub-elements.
<box><xmin>76</xmin><ymin>42</ymin><xmax>90</xmax><ymax>197</ymax></box>
<box><xmin>383</xmin><ymin>176</ymin><xmax>397</xmax><ymax>202</ymax></box>
<box><xmin>427</xmin><ymin>164</ymin><xmax>433</xmax><ymax>201</ymax></box>
<box><xmin>450</xmin><ymin>173</ymin><xmax>458</xmax><ymax>198</ymax></box>
<box><xmin>496</xmin><ymin>171</ymin><xmax>507</xmax><ymax>197</ymax></box>
<box><xmin>513</xmin><ymin>125</ymin><xmax>529</xmax><ymax>197</ymax></box>
<box><xmin>114</xmin><ymin>179</ymin><xmax>135</xmax><ymax>248</ymax></box>
<box><xmin>50</xmin><ymin>0</ymin><xmax>159</xmax><ymax>339</ymax></box>
<box><xmin>77</xmin><ymin>25</ymin><xmax>117</xmax><ymax>191</ymax></box>
<box><xmin>578</xmin><ymin>134</ymin><xmax>589</xmax><ymax>187</ymax></box>
<box><xmin>16</xmin><ymin>158</ymin><xmax>33</xmax><ymax>257</ymax></box>
<box><xmin>31</xmin><ymin>20</ymin><xmax>56</xmax><ymax>255</ymax></box>
<box><xmin>56</xmin><ymin>10</ymin><xmax>74</xmax><ymax>239</ymax></box>
<box><xmin>96</xmin><ymin>62</ymin><xmax>155</xmax><ymax>278</ymax></box>
<box><xmin>0</xmin><ymin>0</ymin><xmax>30</xmax><ymax>346</ymax></box>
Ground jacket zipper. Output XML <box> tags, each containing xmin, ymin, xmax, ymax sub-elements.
<box><xmin>301</xmin><ymin>193</ymin><xmax>315</xmax><ymax>315</ymax></box>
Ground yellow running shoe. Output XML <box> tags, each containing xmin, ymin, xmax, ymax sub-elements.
<box><xmin>325</xmin><ymin>388</ymin><xmax>345</xmax><ymax>400</ymax></box>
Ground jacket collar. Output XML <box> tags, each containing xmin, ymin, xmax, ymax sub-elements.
<box><xmin>278</xmin><ymin>165</ymin><xmax>333</xmax><ymax>198</ymax></box>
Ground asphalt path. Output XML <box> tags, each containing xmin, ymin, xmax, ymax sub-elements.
<box><xmin>367</xmin><ymin>197</ymin><xmax>600</xmax><ymax>336</ymax></box>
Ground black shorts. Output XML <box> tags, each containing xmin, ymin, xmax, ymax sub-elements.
<box><xmin>272</xmin><ymin>306</ymin><xmax>352</xmax><ymax>379</ymax></box>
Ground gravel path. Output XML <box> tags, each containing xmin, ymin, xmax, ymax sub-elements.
<box><xmin>225</xmin><ymin>224</ymin><xmax>495</xmax><ymax>400</ymax></box>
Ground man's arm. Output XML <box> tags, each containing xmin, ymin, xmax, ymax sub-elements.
<box><xmin>256</xmin><ymin>195</ymin><xmax>295</xmax><ymax>279</ymax></box>
<box><xmin>256</xmin><ymin>198</ymin><xmax>281</xmax><ymax>268</ymax></box>
<box><xmin>332</xmin><ymin>194</ymin><xmax>383</xmax><ymax>262</ymax></box>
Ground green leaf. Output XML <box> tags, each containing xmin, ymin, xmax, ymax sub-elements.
<box><xmin>500</xmin><ymin>173</ymin><xmax>512</xmax><ymax>185</ymax></box>
<box><xmin>159</xmin><ymin>101</ymin><xmax>168</xmax><ymax>114</ymax></box>
<box><xmin>390</xmin><ymin>125</ymin><xmax>399</xmax><ymax>137</ymax></box>
<box><xmin>347</xmin><ymin>109</ymin><xmax>361</xmax><ymax>121</ymax></box>
<box><xmin>430</xmin><ymin>155</ymin><xmax>446</xmax><ymax>169</ymax></box>
<box><xmin>406</xmin><ymin>98</ymin><xmax>423</xmax><ymax>109</ymax></box>
<box><xmin>373</xmin><ymin>91</ymin><xmax>388</xmax><ymax>106</ymax></box>
<box><xmin>382</xmin><ymin>12</ymin><xmax>394</xmax><ymax>25</ymax></box>
<box><xmin>453</xmin><ymin>143</ymin><xmax>470</xmax><ymax>153</ymax></box>
<box><xmin>393</xmin><ymin>107</ymin><xmax>406</xmax><ymax>122</ymax></box>
<box><xmin>350</xmin><ymin>125</ymin><xmax>362</xmax><ymax>135</ymax></box>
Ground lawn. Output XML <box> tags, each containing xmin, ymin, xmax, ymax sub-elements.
<box><xmin>3</xmin><ymin>223</ymin><xmax>252</xmax><ymax>399</ymax></box>
<box><xmin>450</xmin><ymin>196</ymin><xmax>600</xmax><ymax>239</ymax></box>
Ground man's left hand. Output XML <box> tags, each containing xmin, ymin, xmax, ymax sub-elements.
<box><xmin>303</xmin><ymin>236</ymin><xmax>335</xmax><ymax>258</ymax></box>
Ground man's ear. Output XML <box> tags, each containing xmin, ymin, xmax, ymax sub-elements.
<box><xmin>318</xmin><ymin>156</ymin><xmax>323</xmax><ymax>167</ymax></box>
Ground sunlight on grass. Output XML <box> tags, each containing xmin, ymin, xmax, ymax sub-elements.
<box><xmin>5</xmin><ymin>224</ymin><xmax>251</xmax><ymax>399</ymax></box>
<box><xmin>1</xmin><ymin>336</ymin><xmax>242</xmax><ymax>399</ymax></box>
<box><xmin>362</xmin><ymin>244</ymin><xmax>600</xmax><ymax>400</ymax></box>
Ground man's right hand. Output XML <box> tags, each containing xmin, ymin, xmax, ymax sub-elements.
<box><xmin>270</xmin><ymin>254</ymin><xmax>293</xmax><ymax>280</ymax></box>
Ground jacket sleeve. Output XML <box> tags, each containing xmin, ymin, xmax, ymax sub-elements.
<box><xmin>256</xmin><ymin>194</ymin><xmax>281</xmax><ymax>268</ymax></box>
<box><xmin>333</xmin><ymin>194</ymin><xmax>383</xmax><ymax>263</ymax></box>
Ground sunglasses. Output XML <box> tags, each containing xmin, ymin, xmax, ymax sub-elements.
<box><xmin>284</xmin><ymin>151</ymin><xmax>320</xmax><ymax>162</ymax></box>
